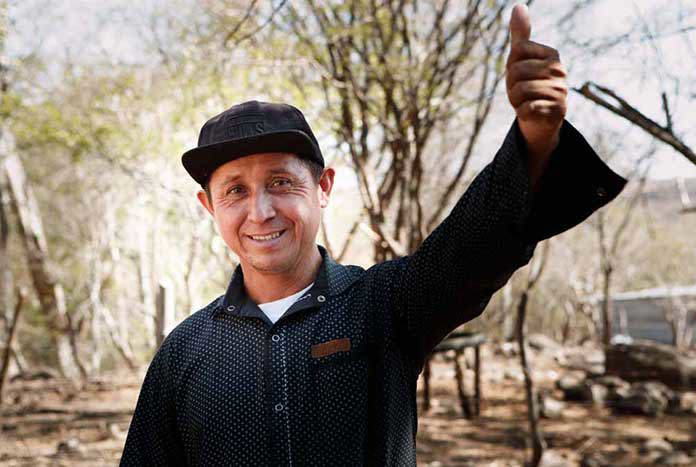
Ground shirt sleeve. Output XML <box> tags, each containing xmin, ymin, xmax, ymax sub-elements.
<box><xmin>381</xmin><ymin>118</ymin><xmax>628</xmax><ymax>373</ymax></box>
<box><xmin>120</xmin><ymin>335</ymin><xmax>186</xmax><ymax>466</ymax></box>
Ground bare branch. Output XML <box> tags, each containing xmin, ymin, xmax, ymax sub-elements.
<box><xmin>575</xmin><ymin>81</ymin><xmax>696</xmax><ymax>166</ymax></box>
<box><xmin>224</xmin><ymin>0</ymin><xmax>287</xmax><ymax>47</ymax></box>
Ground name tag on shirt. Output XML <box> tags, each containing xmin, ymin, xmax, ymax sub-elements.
<box><xmin>311</xmin><ymin>337</ymin><xmax>351</xmax><ymax>358</ymax></box>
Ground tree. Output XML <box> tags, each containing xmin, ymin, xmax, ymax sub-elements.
<box><xmin>257</xmin><ymin>0</ymin><xmax>524</xmax><ymax>261</ymax></box>
<box><xmin>1</xmin><ymin>131</ymin><xmax>86</xmax><ymax>380</ymax></box>
<box><xmin>571</xmin><ymin>2</ymin><xmax>695</xmax><ymax>168</ymax></box>
<box><xmin>515</xmin><ymin>240</ymin><xmax>550</xmax><ymax>467</ymax></box>
<box><xmin>593</xmin><ymin>152</ymin><xmax>653</xmax><ymax>346</ymax></box>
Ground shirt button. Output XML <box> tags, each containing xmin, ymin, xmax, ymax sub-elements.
<box><xmin>596</xmin><ymin>186</ymin><xmax>607</xmax><ymax>198</ymax></box>
<box><xmin>317</xmin><ymin>295</ymin><xmax>326</xmax><ymax>303</ymax></box>
<box><xmin>226</xmin><ymin>305</ymin><xmax>235</xmax><ymax>312</ymax></box>
<box><xmin>271</xmin><ymin>334</ymin><xmax>280</xmax><ymax>342</ymax></box>
<box><xmin>275</xmin><ymin>403</ymin><xmax>284</xmax><ymax>412</ymax></box>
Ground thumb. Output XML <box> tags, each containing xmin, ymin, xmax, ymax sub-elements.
<box><xmin>510</xmin><ymin>4</ymin><xmax>531</xmax><ymax>45</ymax></box>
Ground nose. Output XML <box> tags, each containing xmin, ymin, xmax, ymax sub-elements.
<box><xmin>248</xmin><ymin>190</ymin><xmax>276</xmax><ymax>223</ymax></box>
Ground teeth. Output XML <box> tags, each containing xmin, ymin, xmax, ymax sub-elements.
<box><xmin>250</xmin><ymin>231</ymin><xmax>282</xmax><ymax>241</ymax></box>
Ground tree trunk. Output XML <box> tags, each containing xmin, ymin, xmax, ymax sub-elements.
<box><xmin>0</xmin><ymin>287</ymin><xmax>24</xmax><ymax>405</ymax></box>
<box><xmin>516</xmin><ymin>290</ymin><xmax>546</xmax><ymax>467</ymax></box>
<box><xmin>89</xmin><ymin>302</ymin><xmax>103</xmax><ymax>373</ymax></box>
<box><xmin>1</xmin><ymin>131</ymin><xmax>83</xmax><ymax>381</ymax></box>
<box><xmin>137</xmin><ymin>223</ymin><xmax>155</xmax><ymax>339</ymax></box>
<box><xmin>421</xmin><ymin>357</ymin><xmax>431</xmax><ymax>413</ymax></box>
<box><xmin>87</xmin><ymin>234</ymin><xmax>104</xmax><ymax>373</ymax></box>
<box><xmin>600</xmin><ymin>265</ymin><xmax>613</xmax><ymax>347</ymax></box>
<box><xmin>104</xmin><ymin>307</ymin><xmax>138</xmax><ymax>370</ymax></box>
<box><xmin>183</xmin><ymin>228</ymin><xmax>202</xmax><ymax>315</ymax></box>
<box><xmin>89</xmin><ymin>254</ymin><xmax>139</xmax><ymax>372</ymax></box>
<box><xmin>10</xmin><ymin>343</ymin><xmax>26</xmax><ymax>374</ymax></box>
<box><xmin>515</xmin><ymin>241</ymin><xmax>550</xmax><ymax>467</ymax></box>
<box><xmin>0</xmin><ymin>171</ymin><xmax>10</xmax><ymax>324</ymax></box>
<box><xmin>501</xmin><ymin>281</ymin><xmax>516</xmax><ymax>341</ymax></box>
<box><xmin>663</xmin><ymin>297</ymin><xmax>694</xmax><ymax>351</ymax></box>
<box><xmin>0</xmin><ymin>169</ymin><xmax>13</xmax><ymax>400</ymax></box>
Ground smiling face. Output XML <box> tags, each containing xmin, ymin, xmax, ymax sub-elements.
<box><xmin>197</xmin><ymin>152</ymin><xmax>334</xmax><ymax>282</ymax></box>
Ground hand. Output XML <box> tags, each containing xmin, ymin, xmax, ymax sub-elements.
<box><xmin>506</xmin><ymin>4</ymin><xmax>567</xmax><ymax>163</ymax></box>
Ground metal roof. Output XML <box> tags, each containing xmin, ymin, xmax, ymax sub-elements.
<box><xmin>584</xmin><ymin>284</ymin><xmax>696</xmax><ymax>304</ymax></box>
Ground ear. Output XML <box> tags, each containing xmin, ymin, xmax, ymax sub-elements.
<box><xmin>197</xmin><ymin>190</ymin><xmax>215</xmax><ymax>216</ymax></box>
<box><xmin>318</xmin><ymin>167</ymin><xmax>335</xmax><ymax>208</ymax></box>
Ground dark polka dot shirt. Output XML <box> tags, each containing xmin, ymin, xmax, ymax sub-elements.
<box><xmin>120</xmin><ymin>119</ymin><xmax>627</xmax><ymax>466</ymax></box>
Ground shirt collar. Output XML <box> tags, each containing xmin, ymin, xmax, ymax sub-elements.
<box><xmin>213</xmin><ymin>245</ymin><xmax>361</xmax><ymax>319</ymax></box>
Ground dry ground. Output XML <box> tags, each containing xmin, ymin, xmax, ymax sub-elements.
<box><xmin>1</xmin><ymin>346</ymin><xmax>694</xmax><ymax>466</ymax></box>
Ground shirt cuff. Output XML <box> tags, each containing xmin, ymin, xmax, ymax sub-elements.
<box><xmin>513</xmin><ymin>118</ymin><xmax>629</xmax><ymax>242</ymax></box>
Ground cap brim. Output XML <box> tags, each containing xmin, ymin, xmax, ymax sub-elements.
<box><xmin>181</xmin><ymin>129</ymin><xmax>322</xmax><ymax>186</ymax></box>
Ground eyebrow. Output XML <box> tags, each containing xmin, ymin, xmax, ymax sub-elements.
<box><xmin>267</xmin><ymin>168</ymin><xmax>296</xmax><ymax>176</ymax></box>
<box><xmin>216</xmin><ymin>174</ymin><xmax>242</xmax><ymax>188</ymax></box>
<box><xmin>219</xmin><ymin>168</ymin><xmax>292</xmax><ymax>181</ymax></box>
<box><xmin>213</xmin><ymin>164</ymin><xmax>300</xmax><ymax>190</ymax></box>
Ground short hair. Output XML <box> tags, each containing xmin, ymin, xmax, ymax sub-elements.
<box><xmin>203</xmin><ymin>156</ymin><xmax>324</xmax><ymax>202</ymax></box>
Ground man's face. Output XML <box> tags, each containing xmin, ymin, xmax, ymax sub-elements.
<box><xmin>197</xmin><ymin>152</ymin><xmax>334</xmax><ymax>278</ymax></box>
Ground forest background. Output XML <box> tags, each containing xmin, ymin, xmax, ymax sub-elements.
<box><xmin>0</xmin><ymin>0</ymin><xmax>695</xmax><ymax>464</ymax></box>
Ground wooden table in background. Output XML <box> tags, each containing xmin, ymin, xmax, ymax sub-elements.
<box><xmin>421</xmin><ymin>331</ymin><xmax>486</xmax><ymax>418</ymax></box>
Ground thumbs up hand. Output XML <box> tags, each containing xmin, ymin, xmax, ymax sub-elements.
<box><xmin>506</xmin><ymin>4</ymin><xmax>567</xmax><ymax>165</ymax></box>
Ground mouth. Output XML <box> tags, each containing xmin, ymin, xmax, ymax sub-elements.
<box><xmin>247</xmin><ymin>229</ymin><xmax>286</xmax><ymax>242</ymax></box>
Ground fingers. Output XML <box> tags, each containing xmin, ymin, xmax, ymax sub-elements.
<box><xmin>515</xmin><ymin>99</ymin><xmax>566</xmax><ymax>125</ymax></box>
<box><xmin>507</xmin><ymin>40</ymin><xmax>560</xmax><ymax>67</ymax></box>
<box><xmin>506</xmin><ymin>58</ymin><xmax>567</xmax><ymax>90</ymax></box>
<box><xmin>507</xmin><ymin>78</ymin><xmax>568</xmax><ymax>109</ymax></box>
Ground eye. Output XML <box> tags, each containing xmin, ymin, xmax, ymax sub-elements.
<box><xmin>270</xmin><ymin>178</ymin><xmax>292</xmax><ymax>188</ymax></box>
<box><xmin>225</xmin><ymin>185</ymin><xmax>245</xmax><ymax>196</ymax></box>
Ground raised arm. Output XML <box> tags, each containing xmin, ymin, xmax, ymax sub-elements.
<box><xmin>371</xmin><ymin>4</ymin><xmax>628</xmax><ymax>373</ymax></box>
<box><xmin>384</xmin><ymin>116</ymin><xmax>626</xmax><ymax>373</ymax></box>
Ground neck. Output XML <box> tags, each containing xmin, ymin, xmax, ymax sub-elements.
<box><xmin>242</xmin><ymin>247</ymin><xmax>322</xmax><ymax>304</ymax></box>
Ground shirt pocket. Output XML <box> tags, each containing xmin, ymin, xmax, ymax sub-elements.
<box><xmin>309</xmin><ymin>336</ymin><xmax>370</xmax><ymax>459</ymax></box>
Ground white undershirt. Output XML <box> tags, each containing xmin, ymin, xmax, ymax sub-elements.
<box><xmin>257</xmin><ymin>282</ymin><xmax>315</xmax><ymax>324</ymax></box>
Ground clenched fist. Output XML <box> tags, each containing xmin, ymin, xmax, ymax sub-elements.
<box><xmin>506</xmin><ymin>4</ymin><xmax>567</xmax><ymax>180</ymax></box>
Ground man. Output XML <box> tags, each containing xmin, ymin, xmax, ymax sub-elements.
<box><xmin>121</xmin><ymin>5</ymin><xmax>627</xmax><ymax>466</ymax></box>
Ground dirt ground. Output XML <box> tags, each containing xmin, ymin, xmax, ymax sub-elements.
<box><xmin>1</xmin><ymin>346</ymin><xmax>695</xmax><ymax>466</ymax></box>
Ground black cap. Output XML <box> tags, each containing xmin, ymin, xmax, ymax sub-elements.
<box><xmin>182</xmin><ymin>100</ymin><xmax>325</xmax><ymax>186</ymax></box>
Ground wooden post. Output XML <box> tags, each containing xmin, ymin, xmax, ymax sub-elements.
<box><xmin>155</xmin><ymin>282</ymin><xmax>174</xmax><ymax>349</ymax></box>
<box><xmin>429</xmin><ymin>331</ymin><xmax>487</xmax><ymax>418</ymax></box>
<box><xmin>453</xmin><ymin>349</ymin><xmax>472</xmax><ymax>418</ymax></box>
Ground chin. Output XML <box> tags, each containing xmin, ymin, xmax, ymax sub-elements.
<box><xmin>247</xmin><ymin>255</ymin><xmax>293</xmax><ymax>274</ymax></box>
